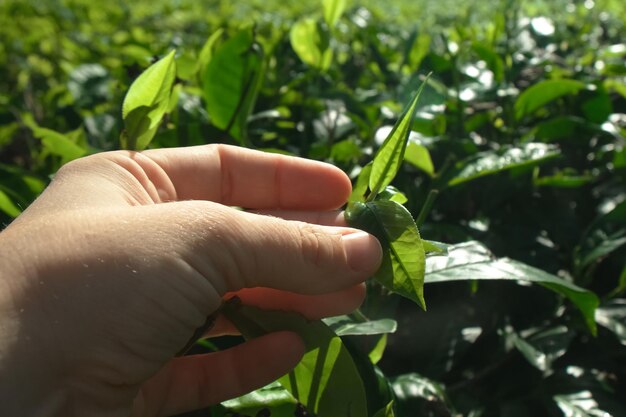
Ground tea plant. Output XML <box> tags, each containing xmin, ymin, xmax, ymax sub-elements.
<box><xmin>2</xmin><ymin>0</ymin><xmax>626</xmax><ymax>416</ymax></box>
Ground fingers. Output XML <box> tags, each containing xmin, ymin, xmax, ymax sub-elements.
<box><xmin>140</xmin><ymin>144</ymin><xmax>352</xmax><ymax>209</ymax></box>
<box><xmin>133</xmin><ymin>332</ymin><xmax>304</xmax><ymax>417</ymax></box>
<box><xmin>151</xmin><ymin>201</ymin><xmax>382</xmax><ymax>295</ymax></box>
<box><xmin>252</xmin><ymin>209</ymin><xmax>347</xmax><ymax>227</ymax></box>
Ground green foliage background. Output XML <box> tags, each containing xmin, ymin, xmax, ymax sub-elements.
<box><xmin>1</xmin><ymin>0</ymin><xmax>626</xmax><ymax>416</ymax></box>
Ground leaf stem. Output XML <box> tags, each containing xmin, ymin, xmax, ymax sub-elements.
<box><xmin>415</xmin><ymin>189</ymin><xmax>439</xmax><ymax>228</ymax></box>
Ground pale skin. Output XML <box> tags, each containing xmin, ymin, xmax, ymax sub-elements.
<box><xmin>0</xmin><ymin>144</ymin><xmax>382</xmax><ymax>416</ymax></box>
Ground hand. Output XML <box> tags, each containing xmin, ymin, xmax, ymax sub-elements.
<box><xmin>0</xmin><ymin>145</ymin><xmax>382</xmax><ymax>417</ymax></box>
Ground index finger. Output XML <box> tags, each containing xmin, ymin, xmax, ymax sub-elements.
<box><xmin>140</xmin><ymin>144</ymin><xmax>351</xmax><ymax>210</ymax></box>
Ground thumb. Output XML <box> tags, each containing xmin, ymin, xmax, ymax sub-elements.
<box><xmin>153</xmin><ymin>201</ymin><xmax>383</xmax><ymax>295</ymax></box>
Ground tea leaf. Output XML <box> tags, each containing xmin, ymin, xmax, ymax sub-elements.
<box><xmin>196</xmin><ymin>28</ymin><xmax>224</xmax><ymax>80</ymax></box>
<box><xmin>369</xmin><ymin>78</ymin><xmax>428</xmax><ymax>197</ymax></box>
<box><xmin>121</xmin><ymin>50</ymin><xmax>177</xmax><ymax>150</ymax></box>
<box><xmin>349</xmin><ymin>163</ymin><xmax>372</xmax><ymax>203</ymax></box>
<box><xmin>346</xmin><ymin>200</ymin><xmax>426</xmax><ymax>309</ymax></box>
<box><xmin>203</xmin><ymin>28</ymin><xmax>265</xmax><ymax>142</ymax></box>
<box><xmin>322</xmin><ymin>0</ymin><xmax>347</xmax><ymax>28</ymax></box>
<box><xmin>369</xmin><ymin>335</ymin><xmax>388</xmax><ymax>365</ymax></box>
<box><xmin>373</xmin><ymin>401</ymin><xmax>395</xmax><ymax>417</ymax></box>
<box><xmin>595</xmin><ymin>300</ymin><xmax>626</xmax><ymax>345</ymax></box>
<box><xmin>221</xmin><ymin>381</ymin><xmax>297</xmax><ymax>416</ymax></box>
<box><xmin>222</xmin><ymin>299</ymin><xmax>367</xmax><ymax>417</ymax></box>
<box><xmin>426</xmin><ymin>241</ymin><xmax>599</xmax><ymax>334</ymax></box>
<box><xmin>404</xmin><ymin>141</ymin><xmax>434</xmax><ymax>176</ymax></box>
<box><xmin>448</xmin><ymin>143</ymin><xmax>559</xmax><ymax>186</ymax></box>
<box><xmin>323</xmin><ymin>315</ymin><xmax>397</xmax><ymax>336</ymax></box>
<box><xmin>391</xmin><ymin>373</ymin><xmax>454</xmax><ymax>416</ymax></box>
<box><xmin>290</xmin><ymin>18</ymin><xmax>332</xmax><ymax>70</ymax></box>
<box><xmin>515</xmin><ymin>79</ymin><xmax>585</xmax><ymax>120</ymax></box>
<box><xmin>0</xmin><ymin>188</ymin><xmax>20</xmax><ymax>217</ymax></box>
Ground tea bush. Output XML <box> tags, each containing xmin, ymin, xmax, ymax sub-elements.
<box><xmin>1</xmin><ymin>0</ymin><xmax>625</xmax><ymax>416</ymax></box>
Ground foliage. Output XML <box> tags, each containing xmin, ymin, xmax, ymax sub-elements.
<box><xmin>2</xmin><ymin>0</ymin><xmax>626</xmax><ymax>416</ymax></box>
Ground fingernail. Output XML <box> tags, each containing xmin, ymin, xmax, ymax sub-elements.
<box><xmin>342</xmin><ymin>231</ymin><xmax>382</xmax><ymax>273</ymax></box>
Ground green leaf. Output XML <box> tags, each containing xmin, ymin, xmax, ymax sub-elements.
<box><xmin>448</xmin><ymin>143</ymin><xmax>559</xmax><ymax>186</ymax></box>
<box><xmin>596</xmin><ymin>300</ymin><xmax>626</xmax><ymax>345</ymax></box>
<box><xmin>501</xmin><ymin>324</ymin><xmax>575</xmax><ymax>374</ymax></box>
<box><xmin>426</xmin><ymin>241</ymin><xmax>599</xmax><ymax>334</ymax></box>
<box><xmin>221</xmin><ymin>299</ymin><xmax>367</xmax><ymax>417</ymax></box>
<box><xmin>290</xmin><ymin>18</ymin><xmax>332</xmax><ymax>70</ymax></box>
<box><xmin>203</xmin><ymin>28</ymin><xmax>265</xmax><ymax>142</ymax></box>
<box><xmin>534</xmin><ymin>172</ymin><xmax>594</xmax><ymax>188</ymax></box>
<box><xmin>404</xmin><ymin>141</ymin><xmax>435</xmax><ymax>176</ymax></box>
<box><xmin>22</xmin><ymin>114</ymin><xmax>86</xmax><ymax>163</ymax></box>
<box><xmin>575</xmin><ymin>199</ymin><xmax>626</xmax><ymax>276</ymax></box>
<box><xmin>221</xmin><ymin>381</ymin><xmax>297</xmax><ymax>417</ymax></box>
<box><xmin>533</xmin><ymin>116</ymin><xmax>591</xmax><ymax>142</ymax></box>
<box><xmin>346</xmin><ymin>200</ymin><xmax>426</xmax><ymax>309</ymax></box>
<box><xmin>373</xmin><ymin>401</ymin><xmax>395</xmax><ymax>417</ymax></box>
<box><xmin>391</xmin><ymin>373</ymin><xmax>455</xmax><ymax>417</ymax></box>
<box><xmin>422</xmin><ymin>240</ymin><xmax>448</xmax><ymax>255</ymax></box>
<box><xmin>406</xmin><ymin>32</ymin><xmax>431</xmax><ymax>71</ymax></box>
<box><xmin>377</xmin><ymin>186</ymin><xmax>408</xmax><ymax>204</ymax></box>
<box><xmin>554</xmin><ymin>391</ymin><xmax>614</xmax><ymax>417</ymax></box>
<box><xmin>369</xmin><ymin>79</ymin><xmax>428</xmax><ymax>197</ymax></box>
<box><xmin>515</xmin><ymin>79</ymin><xmax>585</xmax><ymax>120</ymax></box>
<box><xmin>349</xmin><ymin>163</ymin><xmax>372</xmax><ymax>203</ymax></box>
<box><xmin>0</xmin><ymin>188</ymin><xmax>21</xmax><ymax>218</ymax></box>
<box><xmin>472</xmin><ymin>42</ymin><xmax>504</xmax><ymax>82</ymax></box>
<box><xmin>121</xmin><ymin>50</ymin><xmax>177</xmax><ymax>150</ymax></box>
<box><xmin>322</xmin><ymin>0</ymin><xmax>347</xmax><ymax>28</ymax></box>
<box><xmin>323</xmin><ymin>315</ymin><xmax>397</xmax><ymax>336</ymax></box>
<box><xmin>368</xmin><ymin>335</ymin><xmax>388</xmax><ymax>365</ymax></box>
<box><xmin>32</xmin><ymin>127</ymin><xmax>86</xmax><ymax>163</ymax></box>
<box><xmin>196</xmin><ymin>28</ymin><xmax>224</xmax><ymax>81</ymax></box>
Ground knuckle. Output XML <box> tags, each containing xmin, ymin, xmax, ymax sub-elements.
<box><xmin>297</xmin><ymin>224</ymin><xmax>342</xmax><ymax>268</ymax></box>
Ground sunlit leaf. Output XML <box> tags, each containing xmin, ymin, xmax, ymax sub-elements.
<box><xmin>221</xmin><ymin>381</ymin><xmax>297</xmax><ymax>417</ymax></box>
<box><xmin>349</xmin><ymin>163</ymin><xmax>372</xmax><ymax>203</ymax></box>
<box><xmin>515</xmin><ymin>79</ymin><xmax>585</xmax><ymax>120</ymax></box>
<box><xmin>423</xmin><ymin>240</ymin><xmax>448</xmax><ymax>254</ymax></box>
<box><xmin>203</xmin><ymin>28</ymin><xmax>265</xmax><ymax>142</ymax></box>
<box><xmin>426</xmin><ymin>241</ymin><xmax>598</xmax><ymax>334</ymax></box>
<box><xmin>290</xmin><ymin>18</ymin><xmax>332</xmax><ymax>70</ymax></box>
<box><xmin>596</xmin><ymin>300</ymin><xmax>626</xmax><ymax>345</ymax></box>
<box><xmin>121</xmin><ymin>50</ymin><xmax>177</xmax><ymax>150</ymax></box>
<box><xmin>501</xmin><ymin>324</ymin><xmax>575</xmax><ymax>374</ymax></box>
<box><xmin>346</xmin><ymin>200</ymin><xmax>426</xmax><ymax>309</ymax></box>
<box><xmin>554</xmin><ymin>391</ymin><xmax>613</xmax><ymax>417</ymax></box>
<box><xmin>369</xmin><ymin>79</ymin><xmax>429</xmax><ymax>196</ymax></box>
<box><xmin>472</xmin><ymin>42</ymin><xmax>504</xmax><ymax>82</ymax></box>
<box><xmin>391</xmin><ymin>373</ymin><xmax>455</xmax><ymax>417</ymax></box>
<box><xmin>22</xmin><ymin>114</ymin><xmax>87</xmax><ymax>163</ymax></box>
<box><xmin>406</xmin><ymin>32</ymin><xmax>431</xmax><ymax>71</ymax></box>
<box><xmin>369</xmin><ymin>334</ymin><xmax>388</xmax><ymax>365</ymax></box>
<box><xmin>373</xmin><ymin>400</ymin><xmax>395</xmax><ymax>417</ymax></box>
<box><xmin>575</xmin><ymin>199</ymin><xmax>626</xmax><ymax>276</ymax></box>
<box><xmin>0</xmin><ymin>188</ymin><xmax>20</xmax><ymax>218</ymax></box>
<box><xmin>196</xmin><ymin>28</ymin><xmax>224</xmax><ymax>81</ymax></box>
<box><xmin>222</xmin><ymin>299</ymin><xmax>367</xmax><ymax>417</ymax></box>
<box><xmin>448</xmin><ymin>143</ymin><xmax>559</xmax><ymax>186</ymax></box>
<box><xmin>323</xmin><ymin>315</ymin><xmax>397</xmax><ymax>336</ymax></box>
<box><xmin>322</xmin><ymin>0</ymin><xmax>347</xmax><ymax>28</ymax></box>
<box><xmin>534</xmin><ymin>171</ymin><xmax>594</xmax><ymax>188</ymax></box>
<box><xmin>404</xmin><ymin>141</ymin><xmax>435</xmax><ymax>176</ymax></box>
<box><xmin>378</xmin><ymin>185</ymin><xmax>408</xmax><ymax>204</ymax></box>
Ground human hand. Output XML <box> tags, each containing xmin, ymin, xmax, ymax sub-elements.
<box><xmin>0</xmin><ymin>145</ymin><xmax>382</xmax><ymax>417</ymax></box>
